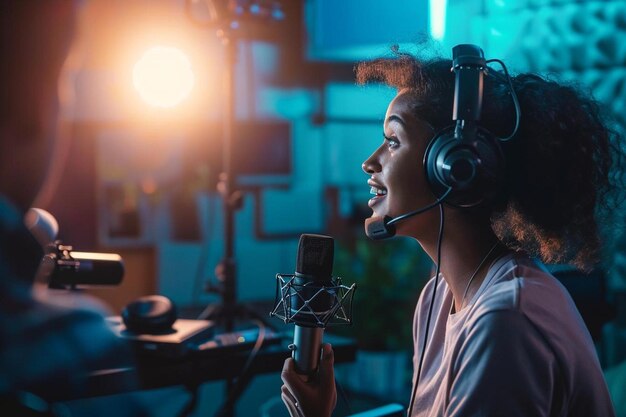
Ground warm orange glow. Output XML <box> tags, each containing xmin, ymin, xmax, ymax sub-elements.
<box><xmin>133</xmin><ymin>46</ymin><xmax>195</xmax><ymax>108</ymax></box>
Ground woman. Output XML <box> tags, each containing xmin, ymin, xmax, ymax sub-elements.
<box><xmin>281</xmin><ymin>49</ymin><xmax>619</xmax><ymax>416</ymax></box>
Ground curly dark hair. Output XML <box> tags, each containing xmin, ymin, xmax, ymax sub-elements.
<box><xmin>356</xmin><ymin>52</ymin><xmax>623</xmax><ymax>270</ymax></box>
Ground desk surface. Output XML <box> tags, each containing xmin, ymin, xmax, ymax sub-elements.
<box><xmin>54</xmin><ymin>332</ymin><xmax>356</xmax><ymax>401</ymax></box>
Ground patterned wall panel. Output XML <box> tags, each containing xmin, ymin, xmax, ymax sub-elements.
<box><xmin>484</xmin><ymin>1</ymin><xmax>626</xmax><ymax>71</ymax></box>
<box><xmin>559</xmin><ymin>68</ymin><xmax>626</xmax><ymax>129</ymax></box>
<box><xmin>466</xmin><ymin>0</ymin><xmax>626</xmax><ymax>290</ymax></box>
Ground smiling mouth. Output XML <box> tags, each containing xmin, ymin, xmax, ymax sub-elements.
<box><xmin>368</xmin><ymin>186</ymin><xmax>387</xmax><ymax>207</ymax></box>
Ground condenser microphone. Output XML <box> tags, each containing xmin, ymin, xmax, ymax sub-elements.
<box><xmin>271</xmin><ymin>234</ymin><xmax>356</xmax><ymax>377</ymax></box>
<box><xmin>291</xmin><ymin>234</ymin><xmax>334</xmax><ymax>376</ymax></box>
<box><xmin>364</xmin><ymin>189</ymin><xmax>451</xmax><ymax>240</ymax></box>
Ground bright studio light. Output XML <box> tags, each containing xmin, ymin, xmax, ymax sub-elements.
<box><xmin>133</xmin><ymin>46</ymin><xmax>195</xmax><ymax>108</ymax></box>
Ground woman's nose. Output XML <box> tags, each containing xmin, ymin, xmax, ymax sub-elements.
<box><xmin>362</xmin><ymin>152</ymin><xmax>381</xmax><ymax>174</ymax></box>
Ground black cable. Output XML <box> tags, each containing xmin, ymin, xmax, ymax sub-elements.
<box><xmin>177</xmin><ymin>384</ymin><xmax>200</xmax><ymax>417</ymax></box>
<box><xmin>239</xmin><ymin>320</ymin><xmax>267</xmax><ymax>373</ymax></box>
<box><xmin>213</xmin><ymin>319</ymin><xmax>267</xmax><ymax>417</ymax></box>
<box><xmin>407</xmin><ymin>203</ymin><xmax>445</xmax><ymax>416</ymax></box>
<box><xmin>335</xmin><ymin>377</ymin><xmax>353</xmax><ymax>416</ymax></box>
<box><xmin>192</xmin><ymin>193</ymin><xmax>218</xmax><ymax>310</ymax></box>
<box><xmin>1</xmin><ymin>392</ymin><xmax>70</xmax><ymax>417</ymax></box>
<box><xmin>485</xmin><ymin>58</ymin><xmax>521</xmax><ymax>142</ymax></box>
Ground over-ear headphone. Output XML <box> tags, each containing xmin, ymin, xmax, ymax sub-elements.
<box><xmin>122</xmin><ymin>295</ymin><xmax>177</xmax><ymax>334</ymax></box>
<box><xmin>423</xmin><ymin>44</ymin><xmax>505</xmax><ymax>208</ymax></box>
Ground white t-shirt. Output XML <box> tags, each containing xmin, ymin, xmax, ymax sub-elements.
<box><xmin>410</xmin><ymin>251</ymin><xmax>615</xmax><ymax>416</ymax></box>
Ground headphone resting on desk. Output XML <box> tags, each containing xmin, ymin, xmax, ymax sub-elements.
<box><xmin>122</xmin><ymin>295</ymin><xmax>177</xmax><ymax>334</ymax></box>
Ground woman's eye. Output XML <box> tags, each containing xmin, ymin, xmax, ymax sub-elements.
<box><xmin>383</xmin><ymin>134</ymin><xmax>399</xmax><ymax>149</ymax></box>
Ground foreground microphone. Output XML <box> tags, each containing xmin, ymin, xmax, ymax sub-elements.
<box><xmin>25</xmin><ymin>208</ymin><xmax>125</xmax><ymax>288</ymax></box>
<box><xmin>291</xmin><ymin>234</ymin><xmax>334</xmax><ymax>376</ymax></box>
<box><xmin>271</xmin><ymin>234</ymin><xmax>356</xmax><ymax>378</ymax></box>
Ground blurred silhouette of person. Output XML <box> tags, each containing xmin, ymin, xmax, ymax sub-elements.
<box><xmin>0</xmin><ymin>1</ymin><xmax>140</xmax><ymax>415</ymax></box>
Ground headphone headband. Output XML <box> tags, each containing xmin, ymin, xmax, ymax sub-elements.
<box><xmin>423</xmin><ymin>44</ymin><xmax>505</xmax><ymax>208</ymax></box>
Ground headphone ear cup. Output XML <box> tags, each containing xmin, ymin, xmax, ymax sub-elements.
<box><xmin>424</xmin><ymin>126</ymin><xmax>504</xmax><ymax>208</ymax></box>
<box><xmin>424</xmin><ymin>127</ymin><xmax>457</xmax><ymax>202</ymax></box>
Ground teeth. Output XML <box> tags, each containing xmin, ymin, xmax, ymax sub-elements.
<box><xmin>370</xmin><ymin>186</ymin><xmax>387</xmax><ymax>196</ymax></box>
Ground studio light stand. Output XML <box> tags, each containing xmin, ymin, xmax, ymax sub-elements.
<box><xmin>184</xmin><ymin>3</ymin><xmax>285</xmax><ymax>416</ymax></box>
<box><xmin>195</xmin><ymin>20</ymin><xmax>244</xmax><ymax>333</ymax></box>
<box><xmin>186</xmin><ymin>0</ymin><xmax>285</xmax><ymax>334</ymax></box>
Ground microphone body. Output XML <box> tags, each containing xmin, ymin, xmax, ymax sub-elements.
<box><xmin>293</xmin><ymin>325</ymin><xmax>324</xmax><ymax>376</ymax></box>
<box><xmin>48</xmin><ymin>249</ymin><xmax>124</xmax><ymax>287</ymax></box>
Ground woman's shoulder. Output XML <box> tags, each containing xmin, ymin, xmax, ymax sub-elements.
<box><xmin>470</xmin><ymin>251</ymin><xmax>589</xmax><ymax>342</ymax></box>
<box><xmin>472</xmin><ymin>251</ymin><xmax>573</xmax><ymax>317</ymax></box>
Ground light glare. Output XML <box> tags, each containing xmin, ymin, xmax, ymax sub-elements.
<box><xmin>133</xmin><ymin>46</ymin><xmax>195</xmax><ymax>108</ymax></box>
<box><xmin>429</xmin><ymin>0</ymin><xmax>447</xmax><ymax>41</ymax></box>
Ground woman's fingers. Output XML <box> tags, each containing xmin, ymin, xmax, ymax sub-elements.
<box><xmin>281</xmin><ymin>357</ymin><xmax>307</xmax><ymax>392</ymax></box>
<box><xmin>319</xmin><ymin>344</ymin><xmax>338</xmax><ymax>410</ymax></box>
<box><xmin>281</xmin><ymin>385</ymin><xmax>303</xmax><ymax>417</ymax></box>
<box><xmin>319</xmin><ymin>344</ymin><xmax>335</xmax><ymax>380</ymax></box>
<box><xmin>281</xmin><ymin>384</ymin><xmax>296</xmax><ymax>403</ymax></box>
<box><xmin>281</xmin><ymin>392</ymin><xmax>301</xmax><ymax>417</ymax></box>
<box><xmin>280</xmin><ymin>344</ymin><xmax>337</xmax><ymax>417</ymax></box>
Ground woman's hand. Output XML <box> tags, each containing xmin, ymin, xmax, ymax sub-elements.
<box><xmin>280</xmin><ymin>343</ymin><xmax>337</xmax><ymax>417</ymax></box>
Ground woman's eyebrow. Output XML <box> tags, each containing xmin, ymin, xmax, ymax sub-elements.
<box><xmin>385</xmin><ymin>114</ymin><xmax>406</xmax><ymax>127</ymax></box>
